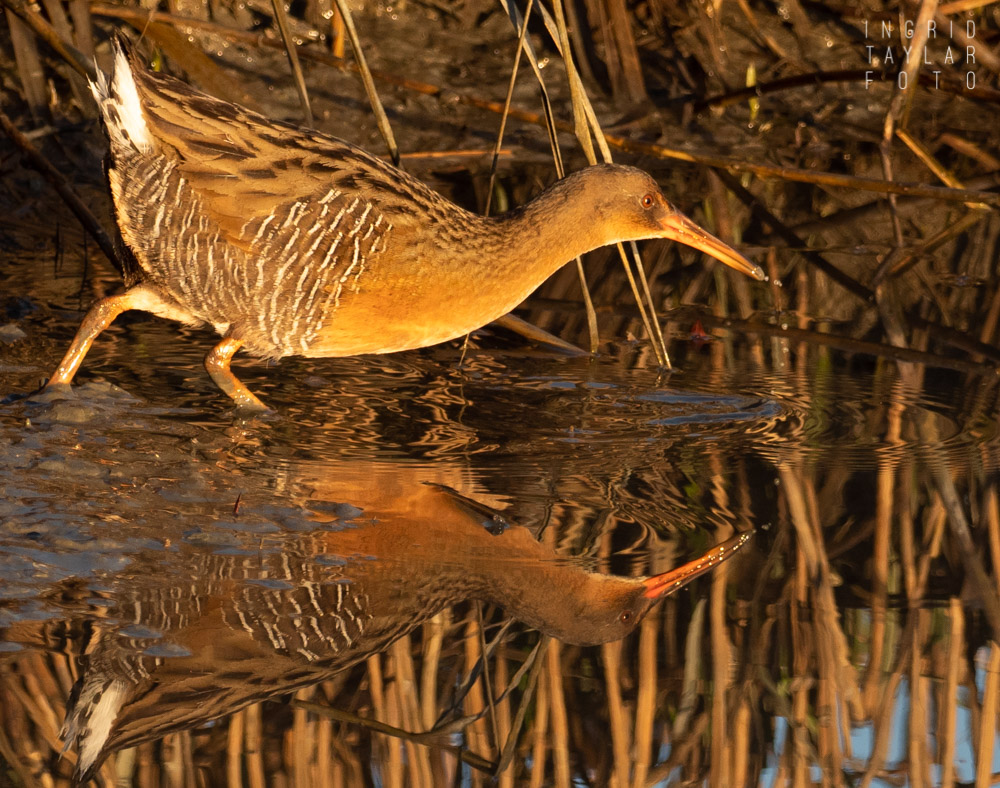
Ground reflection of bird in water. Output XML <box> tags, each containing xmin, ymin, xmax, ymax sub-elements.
<box><xmin>45</xmin><ymin>41</ymin><xmax>762</xmax><ymax>411</ymax></box>
<box><xmin>57</xmin><ymin>480</ymin><xmax>749</xmax><ymax>782</ymax></box>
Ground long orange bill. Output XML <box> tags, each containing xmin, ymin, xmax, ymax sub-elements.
<box><xmin>641</xmin><ymin>531</ymin><xmax>753</xmax><ymax>599</ymax></box>
<box><xmin>661</xmin><ymin>212</ymin><xmax>765</xmax><ymax>281</ymax></box>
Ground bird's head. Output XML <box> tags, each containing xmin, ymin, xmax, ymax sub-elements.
<box><xmin>576</xmin><ymin>164</ymin><xmax>766</xmax><ymax>281</ymax></box>
<box><xmin>530</xmin><ymin>531</ymin><xmax>754</xmax><ymax>647</ymax></box>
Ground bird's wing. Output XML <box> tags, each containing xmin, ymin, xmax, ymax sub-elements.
<box><xmin>127</xmin><ymin>60</ymin><xmax>410</xmax><ymax>250</ymax></box>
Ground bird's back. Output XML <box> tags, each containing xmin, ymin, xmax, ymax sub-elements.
<box><xmin>93</xmin><ymin>42</ymin><xmax>482</xmax><ymax>359</ymax></box>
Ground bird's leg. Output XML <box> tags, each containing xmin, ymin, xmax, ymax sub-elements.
<box><xmin>45</xmin><ymin>292</ymin><xmax>140</xmax><ymax>391</ymax></box>
<box><xmin>204</xmin><ymin>336</ymin><xmax>270</xmax><ymax>412</ymax></box>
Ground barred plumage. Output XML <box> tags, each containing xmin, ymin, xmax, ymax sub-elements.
<box><xmin>47</xmin><ymin>39</ymin><xmax>762</xmax><ymax>410</ymax></box>
<box><xmin>58</xmin><ymin>478</ymin><xmax>750</xmax><ymax>783</ymax></box>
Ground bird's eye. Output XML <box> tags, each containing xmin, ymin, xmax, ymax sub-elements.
<box><xmin>641</xmin><ymin>194</ymin><xmax>655</xmax><ymax>209</ymax></box>
<box><xmin>620</xmin><ymin>611</ymin><xmax>632</xmax><ymax>623</ymax></box>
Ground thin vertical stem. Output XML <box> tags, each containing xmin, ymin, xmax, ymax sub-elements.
<box><xmin>244</xmin><ymin>704</ymin><xmax>266</xmax><ymax>788</ymax></box>
<box><xmin>462</xmin><ymin>615</ymin><xmax>490</xmax><ymax>768</ymax></box>
<box><xmin>631</xmin><ymin>613</ymin><xmax>657</xmax><ymax>788</ymax></box>
<box><xmin>495</xmin><ymin>644</ymin><xmax>514</xmax><ymax>788</ymax></box>
<box><xmin>330</xmin><ymin>0</ymin><xmax>399</xmax><ymax>164</ymax></box>
<box><xmin>975</xmin><ymin>644</ymin><xmax>1000</xmax><ymax>788</ymax></box>
<box><xmin>269</xmin><ymin>0</ymin><xmax>313</xmax><ymax>126</ymax></box>
<box><xmin>546</xmin><ymin>642</ymin><xmax>570</xmax><ymax>787</ymax></box>
<box><xmin>941</xmin><ymin>599</ymin><xmax>964</xmax><ymax>788</ymax></box>
<box><xmin>485</xmin><ymin>0</ymin><xmax>534</xmax><ymax>217</ymax></box>
<box><xmin>602</xmin><ymin>638</ymin><xmax>629</xmax><ymax>787</ymax></box>
<box><xmin>528</xmin><ymin>662</ymin><xmax>549</xmax><ymax>788</ymax></box>
<box><xmin>710</xmin><ymin>563</ymin><xmax>731</xmax><ymax>788</ymax></box>
<box><xmin>227</xmin><ymin>711</ymin><xmax>245</xmax><ymax>788</ymax></box>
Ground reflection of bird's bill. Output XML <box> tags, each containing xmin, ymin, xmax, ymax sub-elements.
<box><xmin>641</xmin><ymin>531</ymin><xmax>753</xmax><ymax>599</ymax></box>
<box><xmin>661</xmin><ymin>212</ymin><xmax>765</xmax><ymax>281</ymax></box>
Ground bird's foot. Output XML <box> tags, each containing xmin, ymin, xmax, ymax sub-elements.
<box><xmin>231</xmin><ymin>389</ymin><xmax>275</xmax><ymax>417</ymax></box>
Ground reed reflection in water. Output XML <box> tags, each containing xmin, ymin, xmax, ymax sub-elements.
<box><xmin>0</xmin><ymin>325</ymin><xmax>998</xmax><ymax>786</ymax></box>
<box><xmin>38</xmin><ymin>470</ymin><xmax>747</xmax><ymax>781</ymax></box>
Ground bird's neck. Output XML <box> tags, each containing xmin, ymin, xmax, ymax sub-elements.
<box><xmin>456</xmin><ymin>527</ymin><xmax>628</xmax><ymax>644</ymax></box>
<box><xmin>494</xmin><ymin>175</ymin><xmax>610</xmax><ymax>264</ymax></box>
<box><xmin>465</xmin><ymin>177</ymin><xmax>611</xmax><ymax>310</ymax></box>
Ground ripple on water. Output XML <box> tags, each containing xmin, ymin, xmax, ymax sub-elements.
<box><xmin>0</xmin><ymin>335</ymin><xmax>995</xmax><ymax>636</ymax></box>
<box><xmin>719</xmin><ymin>368</ymin><xmax>1000</xmax><ymax>473</ymax></box>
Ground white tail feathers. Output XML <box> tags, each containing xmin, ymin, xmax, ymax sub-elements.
<box><xmin>62</xmin><ymin>677</ymin><xmax>131</xmax><ymax>782</ymax></box>
<box><xmin>90</xmin><ymin>42</ymin><xmax>151</xmax><ymax>153</ymax></box>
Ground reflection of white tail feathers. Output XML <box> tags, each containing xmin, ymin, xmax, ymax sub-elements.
<box><xmin>62</xmin><ymin>676</ymin><xmax>131</xmax><ymax>783</ymax></box>
<box><xmin>89</xmin><ymin>41</ymin><xmax>152</xmax><ymax>153</ymax></box>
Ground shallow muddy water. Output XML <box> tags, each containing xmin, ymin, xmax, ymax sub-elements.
<box><xmin>2</xmin><ymin>234</ymin><xmax>999</xmax><ymax>786</ymax></box>
<box><xmin>3</xmin><ymin>2</ymin><xmax>1000</xmax><ymax>774</ymax></box>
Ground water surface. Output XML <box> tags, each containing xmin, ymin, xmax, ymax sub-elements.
<box><xmin>2</xmin><ymin>178</ymin><xmax>999</xmax><ymax>788</ymax></box>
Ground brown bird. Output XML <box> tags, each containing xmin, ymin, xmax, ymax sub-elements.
<box><xmin>46</xmin><ymin>41</ymin><xmax>764</xmax><ymax>411</ymax></box>
<box><xmin>51</xmin><ymin>475</ymin><xmax>750</xmax><ymax>782</ymax></box>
